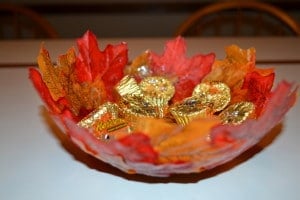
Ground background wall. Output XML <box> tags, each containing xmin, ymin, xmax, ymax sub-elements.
<box><xmin>2</xmin><ymin>0</ymin><xmax>300</xmax><ymax>38</ymax></box>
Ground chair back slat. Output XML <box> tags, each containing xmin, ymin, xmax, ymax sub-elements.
<box><xmin>175</xmin><ymin>1</ymin><xmax>300</xmax><ymax>37</ymax></box>
<box><xmin>0</xmin><ymin>3</ymin><xmax>59</xmax><ymax>39</ymax></box>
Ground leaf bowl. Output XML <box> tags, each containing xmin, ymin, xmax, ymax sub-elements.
<box><xmin>29</xmin><ymin>31</ymin><xmax>297</xmax><ymax>177</ymax></box>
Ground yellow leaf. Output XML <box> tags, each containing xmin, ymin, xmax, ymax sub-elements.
<box><xmin>37</xmin><ymin>46</ymin><xmax>64</xmax><ymax>101</ymax></box>
<box><xmin>203</xmin><ymin>45</ymin><xmax>256</xmax><ymax>90</ymax></box>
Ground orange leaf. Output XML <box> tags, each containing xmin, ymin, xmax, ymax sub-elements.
<box><xmin>203</xmin><ymin>45</ymin><xmax>256</xmax><ymax>90</ymax></box>
<box><xmin>37</xmin><ymin>46</ymin><xmax>64</xmax><ymax>101</ymax></box>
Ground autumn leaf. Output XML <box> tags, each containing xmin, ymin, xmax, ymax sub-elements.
<box><xmin>149</xmin><ymin>36</ymin><xmax>215</xmax><ymax>102</ymax></box>
<box><xmin>37</xmin><ymin>46</ymin><xmax>65</xmax><ymax>101</ymax></box>
<box><xmin>242</xmin><ymin>71</ymin><xmax>275</xmax><ymax>116</ymax></box>
<box><xmin>29</xmin><ymin>67</ymin><xmax>62</xmax><ymax>114</ymax></box>
<box><xmin>75</xmin><ymin>31</ymin><xmax>128</xmax><ymax>101</ymax></box>
<box><xmin>203</xmin><ymin>45</ymin><xmax>256</xmax><ymax>90</ymax></box>
<box><xmin>30</xmin><ymin>30</ymin><xmax>128</xmax><ymax>118</ymax></box>
<box><xmin>203</xmin><ymin>45</ymin><xmax>275</xmax><ymax>111</ymax></box>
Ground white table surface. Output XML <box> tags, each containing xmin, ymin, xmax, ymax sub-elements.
<box><xmin>0</xmin><ymin>38</ymin><xmax>299</xmax><ymax>200</ymax></box>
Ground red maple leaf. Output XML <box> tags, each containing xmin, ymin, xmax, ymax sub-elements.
<box><xmin>242</xmin><ymin>71</ymin><xmax>275</xmax><ymax>115</ymax></box>
<box><xmin>75</xmin><ymin>30</ymin><xmax>128</xmax><ymax>101</ymax></box>
<box><xmin>149</xmin><ymin>37</ymin><xmax>215</xmax><ymax>102</ymax></box>
<box><xmin>29</xmin><ymin>30</ymin><xmax>129</xmax><ymax>119</ymax></box>
<box><xmin>29</xmin><ymin>68</ymin><xmax>61</xmax><ymax>114</ymax></box>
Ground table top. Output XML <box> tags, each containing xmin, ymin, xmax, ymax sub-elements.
<box><xmin>0</xmin><ymin>37</ymin><xmax>299</xmax><ymax>200</ymax></box>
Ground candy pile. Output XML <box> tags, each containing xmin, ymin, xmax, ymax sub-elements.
<box><xmin>78</xmin><ymin>76</ymin><xmax>255</xmax><ymax>141</ymax></box>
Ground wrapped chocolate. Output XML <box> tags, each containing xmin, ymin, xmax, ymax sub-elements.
<box><xmin>77</xmin><ymin>102</ymin><xmax>130</xmax><ymax>141</ymax></box>
<box><xmin>170</xmin><ymin>97</ymin><xmax>212</xmax><ymax>125</ymax></box>
<box><xmin>219</xmin><ymin>101</ymin><xmax>255</xmax><ymax>125</ymax></box>
<box><xmin>115</xmin><ymin>75</ymin><xmax>142</xmax><ymax>99</ymax></box>
<box><xmin>29</xmin><ymin>31</ymin><xmax>297</xmax><ymax>177</ymax></box>
<box><xmin>78</xmin><ymin>102</ymin><xmax>120</xmax><ymax>129</ymax></box>
<box><xmin>192</xmin><ymin>81</ymin><xmax>231</xmax><ymax>112</ymax></box>
<box><xmin>139</xmin><ymin>76</ymin><xmax>175</xmax><ymax>118</ymax></box>
<box><xmin>120</xmin><ymin>95</ymin><xmax>157</xmax><ymax>119</ymax></box>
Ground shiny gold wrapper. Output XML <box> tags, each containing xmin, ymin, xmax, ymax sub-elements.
<box><xmin>115</xmin><ymin>75</ymin><xmax>142</xmax><ymax>98</ymax></box>
<box><xmin>95</xmin><ymin>118</ymin><xmax>128</xmax><ymax>132</ymax></box>
<box><xmin>120</xmin><ymin>95</ymin><xmax>158</xmax><ymax>119</ymax></box>
<box><xmin>77</xmin><ymin>102</ymin><xmax>120</xmax><ymax>128</ymax></box>
<box><xmin>94</xmin><ymin>125</ymin><xmax>133</xmax><ymax>141</ymax></box>
<box><xmin>139</xmin><ymin>76</ymin><xmax>175</xmax><ymax>105</ymax></box>
<box><xmin>139</xmin><ymin>76</ymin><xmax>175</xmax><ymax>117</ymax></box>
<box><xmin>219</xmin><ymin>101</ymin><xmax>255</xmax><ymax>125</ymax></box>
<box><xmin>116</xmin><ymin>76</ymin><xmax>169</xmax><ymax>119</ymax></box>
<box><xmin>170</xmin><ymin>97</ymin><xmax>211</xmax><ymax>125</ymax></box>
<box><xmin>78</xmin><ymin>102</ymin><xmax>131</xmax><ymax>141</ymax></box>
<box><xmin>192</xmin><ymin>81</ymin><xmax>231</xmax><ymax>112</ymax></box>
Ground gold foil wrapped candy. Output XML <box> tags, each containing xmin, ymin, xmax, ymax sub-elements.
<box><xmin>115</xmin><ymin>75</ymin><xmax>142</xmax><ymax>98</ymax></box>
<box><xmin>78</xmin><ymin>102</ymin><xmax>120</xmax><ymax>128</ymax></box>
<box><xmin>78</xmin><ymin>102</ymin><xmax>129</xmax><ymax>141</ymax></box>
<box><xmin>120</xmin><ymin>95</ymin><xmax>158</xmax><ymax>119</ymax></box>
<box><xmin>219</xmin><ymin>101</ymin><xmax>255</xmax><ymax>125</ymax></box>
<box><xmin>169</xmin><ymin>81</ymin><xmax>231</xmax><ymax>125</ymax></box>
<box><xmin>79</xmin><ymin>76</ymin><xmax>251</xmax><ymax>137</ymax></box>
<box><xmin>116</xmin><ymin>75</ymin><xmax>175</xmax><ymax>119</ymax></box>
<box><xmin>192</xmin><ymin>81</ymin><xmax>231</xmax><ymax>112</ymax></box>
<box><xmin>78</xmin><ymin>77</ymin><xmax>255</xmax><ymax>139</ymax></box>
<box><xmin>139</xmin><ymin>76</ymin><xmax>175</xmax><ymax>118</ymax></box>
<box><xmin>170</xmin><ymin>97</ymin><xmax>212</xmax><ymax>125</ymax></box>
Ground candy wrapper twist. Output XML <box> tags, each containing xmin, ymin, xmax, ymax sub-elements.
<box><xmin>29</xmin><ymin>31</ymin><xmax>297</xmax><ymax>177</ymax></box>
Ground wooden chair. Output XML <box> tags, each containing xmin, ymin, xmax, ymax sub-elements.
<box><xmin>0</xmin><ymin>3</ymin><xmax>59</xmax><ymax>39</ymax></box>
<box><xmin>175</xmin><ymin>1</ymin><xmax>300</xmax><ymax>37</ymax></box>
